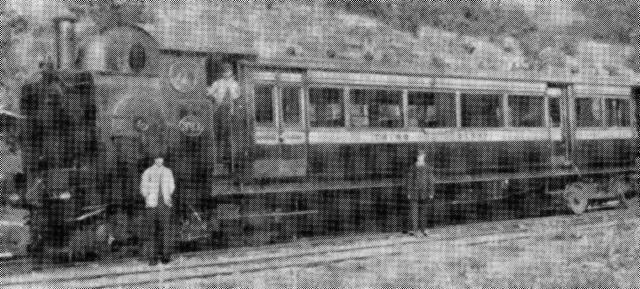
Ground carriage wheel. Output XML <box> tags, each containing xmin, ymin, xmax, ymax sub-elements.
<box><xmin>565</xmin><ymin>183</ymin><xmax>588</xmax><ymax>215</ymax></box>
<box><xmin>567</xmin><ymin>196</ymin><xmax>588</xmax><ymax>215</ymax></box>
<box><xmin>565</xmin><ymin>183</ymin><xmax>589</xmax><ymax>215</ymax></box>
<box><xmin>618</xmin><ymin>191</ymin><xmax>638</xmax><ymax>210</ymax></box>
<box><xmin>607</xmin><ymin>177</ymin><xmax>634</xmax><ymax>210</ymax></box>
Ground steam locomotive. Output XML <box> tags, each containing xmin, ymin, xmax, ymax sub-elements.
<box><xmin>12</xmin><ymin>17</ymin><xmax>638</xmax><ymax>259</ymax></box>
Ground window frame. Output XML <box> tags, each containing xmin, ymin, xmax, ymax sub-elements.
<box><xmin>346</xmin><ymin>86</ymin><xmax>404</xmax><ymax>129</ymax></box>
<box><xmin>405</xmin><ymin>89</ymin><xmax>457</xmax><ymax>129</ymax></box>
<box><xmin>574</xmin><ymin>96</ymin><xmax>604</xmax><ymax>129</ymax></box>
<box><xmin>278</xmin><ymin>85</ymin><xmax>303</xmax><ymax>128</ymax></box>
<box><xmin>253</xmin><ymin>83</ymin><xmax>277</xmax><ymax>128</ymax></box>
<box><xmin>506</xmin><ymin>94</ymin><xmax>546</xmax><ymax>128</ymax></box>
<box><xmin>603</xmin><ymin>96</ymin><xmax>632</xmax><ymax>128</ymax></box>
<box><xmin>307</xmin><ymin>85</ymin><xmax>346</xmax><ymax>128</ymax></box>
<box><xmin>459</xmin><ymin>92</ymin><xmax>506</xmax><ymax>128</ymax></box>
<box><xmin>547</xmin><ymin>96</ymin><xmax>563</xmax><ymax>128</ymax></box>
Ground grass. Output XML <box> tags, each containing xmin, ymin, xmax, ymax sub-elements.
<box><xmin>140</xmin><ymin>217</ymin><xmax>639</xmax><ymax>289</ymax></box>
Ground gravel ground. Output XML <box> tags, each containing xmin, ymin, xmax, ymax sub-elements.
<box><xmin>4</xmin><ymin>206</ymin><xmax>636</xmax><ymax>288</ymax></box>
<box><xmin>133</xmin><ymin>212</ymin><xmax>639</xmax><ymax>288</ymax></box>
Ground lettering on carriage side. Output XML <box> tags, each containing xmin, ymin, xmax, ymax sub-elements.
<box><xmin>575</xmin><ymin>128</ymin><xmax>636</xmax><ymax>140</ymax></box>
<box><xmin>308</xmin><ymin>129</ymin><xmax>556</xmax><ymax>144</ymax></box>
<box><xmin>254</xmin><ymin>130</ymin><xmax>279</xmax><ymax>144</ymax></box>
<box><xmin>254</xmin><ymin>130</ymin><xmax>305</xmax><ymax>145</ymax></box>
<box><xmin>370</xmin><ymin>132</ymin><xmax>410</xmax><ymax>143</ymax></box>
<box><xmin>280</xmin><ymin>131</ymin><xmax>305</xmax><ymax>144</ymax></box>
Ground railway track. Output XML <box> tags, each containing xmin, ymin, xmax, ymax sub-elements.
<box><xmin>1</xmin><ymin>205</ymin><xmax>637</xmax><ymax>289</ymax></box>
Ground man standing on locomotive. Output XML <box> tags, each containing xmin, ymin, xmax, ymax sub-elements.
<box><xmin>404</xmin><ymin>150</ymin><xmax>435</xmax><ymax>236</ymax></box>
<box><xmin>206</xmin><ymin>62</ymin><xmax>241</xmax><ymax>168</ymax></box>
<box><xmin>140</xmin><ymin>154</ymin><xmax>176</xmax><ymax>265</ymax></box>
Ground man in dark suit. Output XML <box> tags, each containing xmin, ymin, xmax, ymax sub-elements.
<box><xmin>405</xmin><ymin>150</ymin><xmax>435</xmax><ymax>236</ymax></box>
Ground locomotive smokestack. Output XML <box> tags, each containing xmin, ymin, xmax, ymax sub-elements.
<box><xmin>54</xmin><ymin>17</ymin><xmax>76</xmax><ymax>70</ymax></box>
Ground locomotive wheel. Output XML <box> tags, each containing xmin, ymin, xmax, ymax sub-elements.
<box><xmin>1</xmin><ymin>225</ymin><xmax>30</xmax><ymax>257</ymax></box>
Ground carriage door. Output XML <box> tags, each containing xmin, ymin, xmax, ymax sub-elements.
<box><xmin>275</xmin><ymin>73</ymin><xmax>306</xmax><ymax>177</ymax></box>
<box><xmin>633</xmin><ymin>87</ymin><xmax>640</xmax><ymax>131</ymax></box>
<box><xmin>250</xmin><ymin>71</ymin><xmax>306</xmax><ymax>178</ymax></box>
<box><xmin>633</xmin><ymin>87</ymin><xmax>640</xmax><ymax>171</ymax></box>
<box><xmin>547</xmin><ymin>83</ymin><xmax>575</xmax><ymax>165</ymax></box>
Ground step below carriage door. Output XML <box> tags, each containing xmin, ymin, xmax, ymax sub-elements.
<box><xmin>547</xmin><ymin>83</ymin><xmax>575</xmax><ymax>166</ymax></box>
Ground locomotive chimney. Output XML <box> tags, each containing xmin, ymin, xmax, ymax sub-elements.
<box><xmin>54</xmin><ymin>17</ymin><xmax>77</xmax><ymax>70</ymax></box>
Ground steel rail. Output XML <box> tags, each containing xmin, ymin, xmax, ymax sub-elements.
<box><xmin>2</xmin><ymin>207</ymin><xmax>636</xmax><ymax>289</ymax></box>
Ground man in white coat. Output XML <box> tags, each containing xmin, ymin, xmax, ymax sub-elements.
<box><xmin>140</xmin><ymin>154</ymin><xmax>176</xmax><ymax>265</ymax></box>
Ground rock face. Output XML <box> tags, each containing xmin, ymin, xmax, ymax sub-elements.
<box><xmin>0</xmin><ymin>1</ymin><xmax>638</xmax><ymax>111</ymax></box>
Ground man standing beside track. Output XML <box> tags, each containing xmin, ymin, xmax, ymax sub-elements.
<box><xmin>404</xmin><ymin>150</ymin><xmax>435</xmax><ymax>236</ymax></box>
<box><xmin>140</xmin><ymin>154</ymin><xmax>176</xmax><ymax>265</ymax></box>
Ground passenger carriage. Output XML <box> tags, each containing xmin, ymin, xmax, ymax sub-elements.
<box><xmin>241</xmin><ymin>58</ymin><xmax>637</xmax><ymax>220</ymax></box>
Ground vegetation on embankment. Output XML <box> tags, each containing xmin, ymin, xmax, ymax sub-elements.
<box><xmin>1</xmin><ymin>1</ymin><xmax>638</xmax><ymax>112</ymax></box>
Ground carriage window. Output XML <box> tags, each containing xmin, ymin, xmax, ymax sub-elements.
<box><xmin>254</xmin><ymin>85</ymin><xmax>274</xmax><ymax>126</ymax></box>
<box><xmin>349</xmin><ymin>89</ymin><xmax>403</xmax><ymax>128</ymax></box>
<box><xmin>605</xmin><ymin>98</ymin><xmax>630</xmax><ymax>127</ymax></box>
<box><xmin>309</xmin><ymin>87</ymin><xmax>344</xmax><ymax>127</ymax></box>
<box><xmin>407</xmin><ymin>92</ymin><xmax>456</xmax><ymax>128</ymax></box>
<box><xmin>508</xmin><ymin>95</ymin><xmax>544</xmax><ymax>127</ymax></box>
<box><xmin>281</xmin><ymin>87</ymin><xmax>301</xmax><ymax>125</ymax></box>
<box><xmin>549</xmin><ymin>97</ymin><xmax>561</xmax><ymax>127</ymax></box>
<box><xmin>461</xmin><ymin>94</ymin><xmax>503</xmax><ymax>127</ymax></box>
<box><xmin>576</xmin><ymin>98</ymin><xmax>602</xmax><ymax>127</ymax></box>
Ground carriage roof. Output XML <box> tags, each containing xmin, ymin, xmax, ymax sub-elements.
<box><xmin>245</xmin><ymin>57</ymin><xmax>640</xmax><ymax>88</ymax></box>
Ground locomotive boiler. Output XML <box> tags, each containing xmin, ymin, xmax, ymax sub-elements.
<box><xmin>13</xmin><ymin>17</ymin><xmax>639</xmax><ymax>259</ymax></box>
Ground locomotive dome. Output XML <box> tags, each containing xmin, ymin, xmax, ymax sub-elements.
<box><xmin>75</xmin><ymin>25</ymin><xmax>160</xmax><ymax>75</ymax></box>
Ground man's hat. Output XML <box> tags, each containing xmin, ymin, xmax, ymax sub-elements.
<box><xmin>220</xmin><ymin>62</ymin><xmax>234</xmax><ymax>73</ymax></box>
<box><xmin>149</xmin><ymin>150</ymin><xmax>165</xmax><ymax>160</ymax></box>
